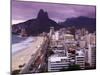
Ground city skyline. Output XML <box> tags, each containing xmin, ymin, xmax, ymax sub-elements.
<box><xmin>12</xmin><ymin>1</ymin><xmax>96</xmax><ymax>74</ymax></box>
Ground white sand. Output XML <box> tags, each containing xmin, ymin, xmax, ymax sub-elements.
<box><xmin>12</xmin><ymin>36</ymin><xmax>44</xmax><ymax>71</ymax></box>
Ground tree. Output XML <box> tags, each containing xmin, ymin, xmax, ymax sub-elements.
<box><xmin>48</xmin><ymin>50</ymin><xmax>54</xmax><ymax>57</ymax></box>
<box><xmin>67</xmin><ymin>64</ymin><xmax>81</xmax><ymax>71</ymax></box>
<box><xmin>60</xmin><ymin>64</ymin><xmax>81</xmax><ymax>71</ymax></box>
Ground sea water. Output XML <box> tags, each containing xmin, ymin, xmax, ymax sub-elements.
<box><xmin>12</xmin><ymin>35</ymin><xmax>36</xmax><ymax>54</ymax></box>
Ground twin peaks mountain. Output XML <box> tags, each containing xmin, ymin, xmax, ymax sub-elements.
<box><xmin>12</xmin><ymin>9</ymin><xmax>96</xmax><ymax>36</ymax></box>
<box><xmin>12</xmin><ymin>9</ymin><xmax>60</xmax><ymax>36</ymax></box>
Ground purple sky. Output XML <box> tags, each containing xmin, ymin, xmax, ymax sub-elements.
<box><xmin>12</xmin><ymin>0</ymin><xmax>96</xmax><ymax>24</ymax></box>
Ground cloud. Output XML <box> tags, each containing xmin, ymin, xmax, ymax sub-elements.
<box><xmin>12</xmin><ymin>19</ymin><xmax>26</xmax><ymax>24</ymax></box>
<box><xmin>12</xmin><ymin>0</ymin><xmax>96</xmax><ymax>22</ymax></box>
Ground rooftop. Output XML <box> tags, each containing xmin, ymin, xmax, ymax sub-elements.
<box><xmin>76</xmin><ymin>50</ymin><xmax>85</xmax><ymax>56</ymax></box>
<box><xmin>48</xmin><ymin>55</ymin><xmax>68</xmax><ymax>62</ymax></box>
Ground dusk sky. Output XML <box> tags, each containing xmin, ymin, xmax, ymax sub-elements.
<box><xmin>12</xmin><ymin>0</ymin><xmax>96</xmax><ymax>24</ymax></box>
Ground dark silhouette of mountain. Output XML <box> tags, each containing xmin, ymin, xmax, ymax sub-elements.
<box><xmin>12</xmin><ymin>9</ymin><xmax>96</xmax><ymax>36</ymax></box>
<box><xmin>12</xmin><ymin>9</ymin><xmax>61</xmax><ymax>36</ymax></box>
<box><xmin>59</xmin><ymin>16</ymin><xmax>96</xmax><ymax>32</ymax></box>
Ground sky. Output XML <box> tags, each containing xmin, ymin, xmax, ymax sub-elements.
<box><xmin>12</xmin><ymin>0</ymin><xmax>96</xmax><ymax>24</ymax></box>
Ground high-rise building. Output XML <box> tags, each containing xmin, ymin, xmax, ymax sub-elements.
<box><xmin>52</xmin><ymin>44</ymin><xmax>66</xmax><ymax>56</ymax></box>
<box><xmin>49</xmin><ymin>27</ymin><xmax>54</xmax><ymax>38</ymax></box>
<box><xmin>84</xmin><ymin>48</ymin><xmax>89</xmax><ymax>63</ymax></box>
<box><xmin>84</xmin><ymin>33</ymin><xmax>91</xmax><ymax>47</ymax></box>
<box><xmin>87</xmin><ymin>44</ymin><xmax>96</xmax><ymax>68</ymax></box>
<box><xmin>75</xmin><ymin>49</ymin><xmax>85</xmax><ymax>69</ymax></box>
<box><xmin>53</xmin><ymin>31</ymin><xmax>60</xmax><ymax>41</ymax></box>
<box><xmin>81</xmin><ymin>28</ymin><xmax>86</xmax><ymax>36</ymax></box>
<box><xmin>64</xmin><ymin>34</ymin><xmax>74</xmax><ymax>42</ymax></box>
<box><xmin>79</xmin><ymin>40</ymin><xmax>86</xmax><ymax>48</ymax></box>
<box><xmin>90</xmin><ymin>33</ymin><xmax>96</xmax><ymax>45</ymax></box>
<box><xmin>75</xmin><ymin>29</ymin><xmax>82</xmax><ymax>40</ymax></box>
<box><xmin>48</xmin><ymin>56</ymin><xmax>70</xmax><ymax>72</ymax></box>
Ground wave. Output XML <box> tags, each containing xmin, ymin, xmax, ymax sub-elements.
<box><xmin>12</xmin><ymin>35</ymin><xmax>36</xmax><ymax>54</ymax></box>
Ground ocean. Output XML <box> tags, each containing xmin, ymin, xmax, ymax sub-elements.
<box><xmin>12</xmin><ymin>35</ymin><xmax>36</xmax><ymax>54</ymax></box>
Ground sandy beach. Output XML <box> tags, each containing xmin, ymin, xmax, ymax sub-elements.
<box><xmin>12</xmin><ymin>36</ymin><xmax>45</xmax><ymax>71</ymax></box>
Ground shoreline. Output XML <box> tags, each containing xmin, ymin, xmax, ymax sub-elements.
<box><xmin>12</xmin><ymin>36</ymin><xmax>44</xmax><ymax>71</ymax></box>
<box><xmin>12</xmin><ymin>36</ymin><xmax>37</xmax><ymax>55</ymax></box>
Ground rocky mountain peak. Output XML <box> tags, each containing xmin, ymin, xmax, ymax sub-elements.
<box><xmin>37</xmin><ymin>9</ymin><xmax>49</xmax><ymax>20</ymax></box>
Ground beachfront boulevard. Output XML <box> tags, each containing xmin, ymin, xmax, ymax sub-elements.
<box><xmin>11</xmin><ymin>1</ymin><xmax>96</xmax><ymax>74</ymax></box>
<box><xmin>12</xmin><ymin>36</ymin><xmax>49</xmax><ymax>74</ymax></box>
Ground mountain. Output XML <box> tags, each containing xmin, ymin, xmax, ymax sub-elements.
<box><xmin>12</xmin><ymin>9</ymin><xmax>61</xmax><ymax>36</ymax></box>
<box><xmin>59</xmin><ymin>16</ymin><xmax>96</xmax><ymax>32</ymax></box>
<box><xmin>12</xmin><ymin>9</ymin><xmax>96</xmax><ymax>36</ymax></box>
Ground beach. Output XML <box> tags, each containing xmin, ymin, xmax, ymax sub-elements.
<box><xmin>12</xmin><ymin>36</ymin><xmax>45</xmax><ymax>71</ymax></box>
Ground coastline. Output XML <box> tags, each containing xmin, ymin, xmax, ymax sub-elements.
<box><xmin>12</xmin><ymin>36</ymin><xmax>44</xmax><ymax>71</ymax></box>
<box><xmin>12</xmin><ymin>36</ymin><xmax>37</xmax><ymax>55</ymax></box>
